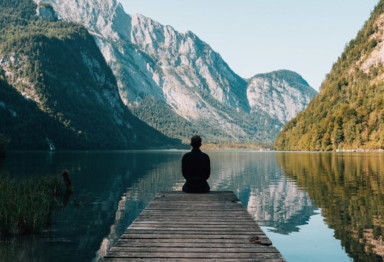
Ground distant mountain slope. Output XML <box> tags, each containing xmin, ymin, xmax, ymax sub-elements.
<box><xmin>247</xmin><ymin>70</ymin><xmax>317</xmax><ymax>124</ymax></box>
<box><xmin>275</xmin><ymin>1</ymin><xmax>384</xmax><ymax>151</ymax></box>
<box><xmin>36</xmin><ymin>0</ymin><xmax>317</xmax><ymax>143</ymax></box>
<box><xmin>0</xmin><ymin>0</ymin><xmax>179</xmax><ymax>149</ymax></box>
<box><xmin>0</xmin><ymin>72</ymin><xmax>85</xmax><ymax>149</ymax></box>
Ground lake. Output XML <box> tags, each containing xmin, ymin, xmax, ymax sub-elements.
<box><xmin>0</xmin><ymin>150</ymin><xmax>383</xmax><ymax>262</ymax></box>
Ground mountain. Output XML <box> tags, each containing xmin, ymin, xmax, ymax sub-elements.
<box><xmin>34</xmin><ymin>0</ymin><xmax>317</xmax><ymax>144</ymax></box>
<box><xmin>247</xmin><ymin>70</ymin><xmax>316</xmax><ymax>124</ymax></box>
<box><xmin>275</xmin><ymin>1</ymin><xmax>384</xmax><ymax>151</ymax></box>
<box><xmin>0</xmin><ymin>0</ymin><xmax>180</xmax><ymax>150</ymax></box>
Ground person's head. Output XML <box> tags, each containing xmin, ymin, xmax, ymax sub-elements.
<box><xmin>190</xmin><ymin>135</ymin><xmax>202</xmax><ymax>149</ymax></box>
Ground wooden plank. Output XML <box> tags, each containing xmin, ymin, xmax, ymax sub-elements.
<box><xmin>139</xmin><ymin>213</ymin><xmax>252</xmax><ymax>217</ymax></box>
<box><xmin>153</xmin><ymin>196</ymin><xmax>239</xmax><ymax>202</ymax></box>
<box><xmin>140</xmin><ymin>209</ymin><xmax>251</xmax><ymax>213</ymax></box>
<box><xmin>141</xmin><ymin>210</ymin><xmax>251</xmax><ymax>214</ymax></box>
<box><xmin>129</xmin><ymin>221</ymin><xmax>260</xmax><ymax>228</ymax></box>
<box><xmin>157</xmin><ymin>191</ymin><xmax>235</xmax><ymax>195</ymax></box>
<box><xmin>121</xmin><ymin>234</ymin><xmax>269</xmax><ymax>240</ymax></box>
<box><xmin>105</xmin><ymin>251</ymin><xmax>284</xmax><ymax>259</ymax></box>
<box><xmin>146</xmin><ymin>201</ymin><xmax>243</xmax><ymax>206</ymax></box>
<box><xmin>136</xmin><ymin>215</ymin><xmax>254</xmax><ymax>219</ymax></box>
<box><xmin>114</xmin><ymin>242</ymin><xmax>271</xmax><ymax>248</ymax></box>
<box><xmin>109</xmin><ymin>247</ymin><xmax>280</xmax><ymax>253</ymax></box>
<box><xmin>123</xmin><ymin>230</ymin><xmax>263</xmax><ymax>235</ymax></box>
<box><xmin>134</xmin><ymin>218</ymin><xmax>256</xmax><ymax>223</ymax></box>
<box><xmin>133</xmin><ymin>220</ymin><xmax>255</xmax><ymax>224</ymax></box>
<box><xmin>145</xmin><ymin>208</ymin><xmax>246</xmax><ymax>211</ymax></box>
<box><xmin>103</xmin><ymin>259</ymin><xmax>286</xmax><ymax>262</ymax></box>
<box><xmin>103</xmin><ymin>191</ymin><xmax>285</xmax><ymax>261</ymax></box>
<box><xmin>128</xmin><ymin>227</ymin><xmax>262</xmax><ymax>232</ymax></box>
<box><xmin>115</xmin><ymin>238</ymin><xmax>270</xmax><ymax>245</ymax></box>
<box><xmin>129</xmin><ymin>225</ymin><xmax>261</xmax><ymax>230</ymax></box>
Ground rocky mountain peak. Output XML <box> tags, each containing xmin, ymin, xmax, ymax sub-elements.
<box><xmin>247</xmin><ymin>70</ymin><xmax>316</xmax><ymax>123</ymax></box>
<box><xmin>35</xmin><ymin>0</ymin><xmax>131</xmax><ymax>41</ymax></box>
<box><xmin>34</xmin><ymin>0</ymin><xmax>316</xmax><ymax>143</ymax></box>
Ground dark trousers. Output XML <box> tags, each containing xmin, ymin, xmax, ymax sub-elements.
<box><xmin>182</xmin><ymin>181</ymin><xmax>210</xmax><ymax>193</ymax></box>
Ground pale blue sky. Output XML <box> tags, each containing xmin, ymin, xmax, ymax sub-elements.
<box><xmin>121</xmin><ymin>0</ymin><xmax>379</xmax><ymax>90</ymax></box>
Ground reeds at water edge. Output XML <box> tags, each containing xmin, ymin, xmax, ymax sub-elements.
<box><xmin>0</xmin><ymin>176</ymin><xmax>65</xmax><ymax>238</ymax></box>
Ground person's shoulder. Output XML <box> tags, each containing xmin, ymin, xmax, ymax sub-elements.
<box><xmin>201</xmin><ymin>151</ymin><xmax>210</xmax><ymax>158</ymax></box>
<box><xmin>182</xmin><ymin>151</ymin><xmax>193</xmax><ymax>158</ymax></box>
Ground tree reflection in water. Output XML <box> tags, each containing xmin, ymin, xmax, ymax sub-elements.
<box><xmin>2</xmin><ymin>151</ymin><xmax>372</xmax><ymax>262</ymax></box>
<box><xmin>277</xmin><ymin>152</ymin><xmax>384</xmax><ymax>262</ymax></box>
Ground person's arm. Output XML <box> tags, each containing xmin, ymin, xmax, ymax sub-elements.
<box><xmin>182</xmin><ymin>154</ymin><xmax>188</xmax><ymax>180</ymax></box>
<box><xmin>205</xmin><ymin>155</ymin><xmax>211</xmax><ymax>180</ymax></box>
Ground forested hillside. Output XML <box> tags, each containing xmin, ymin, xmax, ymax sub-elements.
<box><xmin>0</xmin><ymin>0</ymin><xmax>180</xmax><ymax>149</ymax></box>
<box><xmin>275</xmin><ymin>0</ymin><xmax>384</xmax><ymax>151</ymax></box>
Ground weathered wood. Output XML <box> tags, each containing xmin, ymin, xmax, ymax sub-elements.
<box><xmin>114</xmin><ymin>242</ymin><xmax>271</xmax><ymax>248</ymax></box>
<box><xmin>135</xmin><ymin>217</ymin><xmax>255</xmax><ymax>221</ymax></box>
<box><xmin>109</xmin><ymin>247</ymin><xmax>280</xmax><ymax>253</ymax></box>
<box><xmin>115</xmin><ymin>238</ymin><xmax>268</xmax><ymax>244</ymax></box>
<box><xmin>121</xmin><ymin>233</ymin><xmax>267</xmax><ymax>239</ymax></box>
<box><xmin>146</xmin><ymin>202</ymin><xmax>244</xmax><ymax>207</ymax></box>
<box><xmin>134</xmin><ymin>218</ymin><xmax>255</xmax><ymax>223</ymax></box>
<box><xmin>106</xmin><ymin>251</ymin><xmax>284</xmax><ymax>259</ymax></box>
<box><xmin>131</xmin><ymin>223</ymin><xmax>258</xmax><ymax>228</ymax></box>
<box><xmin>129</xmin><ymin>225</ymin><xmax>261</xmax><ymax>230</ymax></box>
<box><xmin>104</xmin><ymin>258</ymin><xmax>285</xmax><ymax>262</ymax></box>
<box><xmin>103</xmin><ymin>191</ymin><xmax>285</xmax><ymax>262</ymax></box>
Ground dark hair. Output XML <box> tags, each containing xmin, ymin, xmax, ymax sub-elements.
<box><xmin>190</xmin><ymin>135</ymin><xmax>202</xmax><ymax>148</ymax></box>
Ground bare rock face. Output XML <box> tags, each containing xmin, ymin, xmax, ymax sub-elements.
<box><xmin>36</xmin><ymin>3</ymin><xmax>58</xmax><ymax>21</ymax></box>
<box><xmin>34</xmin><ymin>0</ymin><xmax>316</xmax><ymax>142</ymax></box>
<box><xmin>247</xmin><ymin>70</ymin><xmax>317</xmax><ymax>124</ymax></box>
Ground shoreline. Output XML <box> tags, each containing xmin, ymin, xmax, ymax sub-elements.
<box><xmin>336</xmin><ymin>148</ymin><xmax>384</xmax><ymax>152</ymax></box>
<box><xmin>3</xmin><ymin>147</ymin><xmax>384</xmax><ymax>153</ymax></box>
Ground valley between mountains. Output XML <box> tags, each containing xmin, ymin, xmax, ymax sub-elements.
<box><xmin>1</xmin><ymin>0</ymin><xmax>317</xmax><ymax>149</ymax></box>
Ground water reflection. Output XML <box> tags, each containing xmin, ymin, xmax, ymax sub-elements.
<box><xmin>208</xmin><ymin>152</ymin><xmax>316</xmax><ymax>234</ymax></box>
<box><xmin>0</xmin><ymin>151</ymin><xmax>186</xmax><ymax>262</ymax></box>
<box><xmin>94</xmin><ymin>151</ymin><xmax>186</xmax><ymax>260</ymax></box>
<box><xmin>0</xmin><ymin>151</ymin><xmax>350</xmax><ymax>262</ymax></box>
<box><xmin>95</xmin><ymin>151</ymin><xmax>317</xmax><ymax>261</ymax></box>
<box><xmin>277</xmin><ymin>152</ymin><xmax>384</xmax><ymax>262</ymax></box>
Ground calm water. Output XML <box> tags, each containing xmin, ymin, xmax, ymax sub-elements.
<box><xmin>0</xmin><ymin>151</ymin><xmax>383</xmax><ymax>262</ymax></box>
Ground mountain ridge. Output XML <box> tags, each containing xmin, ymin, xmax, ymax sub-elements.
<box><xmin>35</xmin><ymin>0</ymin><xmax>317</xmax><ymax>143</ymax></box>
<box><xmin>0</xmin><ymin>0</ymin><xmax>180</xmax><ymax>150</ymax></box>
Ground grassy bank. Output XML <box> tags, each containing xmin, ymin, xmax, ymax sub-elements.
<box><xmin>0</xmin><ymin>176</ymin><xmax>65</xmax><ymax>238</ymax></box>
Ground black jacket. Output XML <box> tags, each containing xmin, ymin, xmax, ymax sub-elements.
<box><xmin>182</xmin><ymin>149</ymin><xmax>210</xmax><ymax>193</ymax></box>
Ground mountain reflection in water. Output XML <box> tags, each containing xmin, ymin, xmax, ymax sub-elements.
<box><xmin>1</xmin><ymin>151</ymin><xmax>378</xmax><ymax>261</ymax></box>
<box><xmin>277</xmin><ymin>152</ymin><xmax>384</xmax><ymax>262</ymax></box>
<box><xmin>95</xmin><ymin>151</ymin><xmax>318</xmax><ymax>260</ymax></box>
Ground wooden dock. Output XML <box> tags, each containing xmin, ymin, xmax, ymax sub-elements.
<box><xmin>103</xmin><ymin>191</ymin><xmax>286</xmax><ymax>261</ymax></box>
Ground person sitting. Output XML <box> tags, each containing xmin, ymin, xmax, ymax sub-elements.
<box><xmin>181</xmin><ymin>135</ymin><xmax>210</xmax><ymax>193</ymax></box>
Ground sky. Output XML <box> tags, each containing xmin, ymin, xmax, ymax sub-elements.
<box><xmin>120</xmin><ymin>0</ymin><xmax>379</xmax><ymax>90</ymax></box>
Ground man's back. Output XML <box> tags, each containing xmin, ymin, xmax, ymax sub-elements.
<box><xmin>182</xmin><ymin>148</ymin><xmax>210</xmax><ymax>193</ymax></box>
